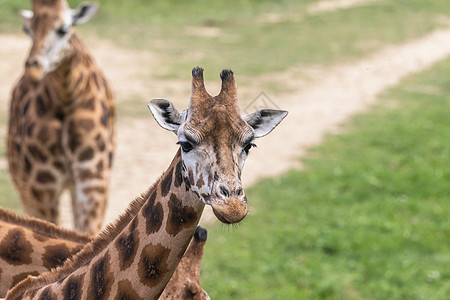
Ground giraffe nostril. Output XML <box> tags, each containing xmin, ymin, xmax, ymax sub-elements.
<box><xmin>219</xmin><ymin>185</ymin><xmax>230</xmax><ymax>198</ymax></box>
<box><xmin>25</xmin><ymin>59</ymin><xmax>39</xmax><ymax>68</ymax></box>
<box><xmin>236</xmin><ymin>187</ymin><xmax>243</xmax><ymax>197</ymax></box>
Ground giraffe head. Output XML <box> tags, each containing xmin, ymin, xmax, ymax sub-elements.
<box><xmin>20</xmin><ymin>0</ymin><xmax>98</xmax><ymax>82</ymax></box>
<box><xmin>149</xmin><ymin>67</ymin><xmax>287</xmax><ymax>224</ymax></box>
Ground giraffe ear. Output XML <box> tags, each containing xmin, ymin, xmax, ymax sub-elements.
<box><xmin>20</xmin><ymin>10</ymin><xmax>33</xmax><ymax>21</ymax></box>
<box><xmin>148</xmin><ymin>99</ymin><xmax>187</xmax><ymax>133</ymax></box>
<box><xmin>71</xmin><ymin>2</ymin><xmax>99</xmax><ymax>26</ymax></box>
<box><xmin>20</xmin><ymin>10</ymin><xmax>33</xmax><ymax>35</ymax></box>
<box><xmin>243</xmin><ymin>109</ymin><xmax>288</xmax><ymax>138</ymax></box>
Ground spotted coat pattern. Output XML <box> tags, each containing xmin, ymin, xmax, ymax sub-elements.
<box><xmin>0</xmin><ymin>208</ymin><xmax>208</xmax><ymax>299</ymax></box>
<box><xmin>0</xmin><ymin>208</ymin><xmax>90</xmax><ymax>297</ymax></box>
<box><xmin>6</xmin><ymin>153</ymin><xmax>205</xmax><ymax>300</ymax></box>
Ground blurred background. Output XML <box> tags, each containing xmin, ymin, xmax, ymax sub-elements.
<box><xmin>1</xmin><ymin>0</ymin><xmax>450</xmax><ymax>298</ymax></box>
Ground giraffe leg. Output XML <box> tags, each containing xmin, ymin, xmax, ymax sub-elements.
<box><xmin>20</xmin><ymin>183</ymin><xmax>63</xmax><ymax>225</ymax></box>
<box><xmin>68</xmin><ymin>115</ymin><xmax>113</xmax><ymax>234</ymax></box>
<box><xmin>71</xmin><ymin>170</ymin><xmax>109</xmax><ymax>234</ymax></box>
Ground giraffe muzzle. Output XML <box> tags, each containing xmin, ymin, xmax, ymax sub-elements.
<box><xmin>25</xmin><ymin>58</ymin><xmax>45</xmax><ymax>82</ymax></box>
<box><xmin>210</xmin><ymin>196</ymin><xmax>248</xmax><ymax>224</ymax></box>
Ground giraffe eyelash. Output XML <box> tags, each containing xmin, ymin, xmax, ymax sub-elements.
<box><xmin>243</xmin><ymin>142</ymin><xmax>256</xmax><ymax>154</ymax></box>
<box><xmin>177</xmin><ymin>141</ymin><xmax>194</xmax><ymax>152</ymax></box>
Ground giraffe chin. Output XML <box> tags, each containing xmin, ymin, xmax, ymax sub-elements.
<box><xmin>25</xmin><ymin>68</ymin><xmax>45</xmax><ymax>83</ymax></box>
<box><xmin>210</xmin><ymin>197</ymin><xmax>248</xmax><ymax>224</ymax></box>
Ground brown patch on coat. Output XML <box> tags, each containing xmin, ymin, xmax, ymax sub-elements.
<box><xmin>95</xmin><ymin>134</ymin><xmax>106</xmax><ymax>151</ymax></box>
<box><xmin>42</xmin><ymin>243</ymin><xmax>73</xmax><ymax>270</ymax></box>
<box><xmin>138</xmin><ymin>243</ymin><xmax>171</xmax><ymax>288</ymax></box>
<box><xmin>166</xmin><ymin>194</ymin><xmax>198</xmax><ymax>236</ymax></box>
<box><xmin>196</xmin><ymin>173</ymin><xmax>205</xmax><ymax>189</ymax></box>
<box><xmin>114</xmin><ymin>222</ymin><xmax>140</xmax><ymax>271</ymax></box>
<box><xmin>0</xmin><ymin>228</ymin><xmax>33</xmax><ymax>265</ymax></box>
<box><xmin>81</xmin><ymin>97</ymin><xmax>96</xmax><ymax>111</ymax></box>
<box><xmin>87</xmin><ymin>250</ymin><xmax>114</xmax><ymax>300</ymax></box>
<box><xmin>141</xmin><ymin>191</ymin><xmax>164</xmax><ymax>235</ymax></box>
<box><xmin>188</xmin><ymin>169</ymin><xmax>195</xmax><ymax>186</ymax></box>
<box><xmin>62</xmin><ymin>274</ymin><xmax>84</xmax><ymax>300</ymax></box>
<box><xmin>68</xmin><ymin>121</ymin><xmax>83</xmax><ymax>152</ymax></box>
<box><xmin>36</xmin><ymin>170</ymin><xmax>56</xmax><ymax>184</ymax></box>
<box><xmin>115</xmin><ymin>279</ymin><xmax>144</xmax><ymax>300</ymax></box>
<box><xmin>38</xmin><ymin>286</ymin><xmax>57</xmax><ymax>300</ymax></box>
<box><xmin>53</xmin><ymin>161</ymin><xmax>66</xmax><ymax>173</ymax></box>
<box><xmin>160</xmin><ymin>167</ymin><xmax>173</xmax><ymax>197</ymax></box>
<box><xmin>77</xmin><ymin>119</ymin><xmax>95</xmax><ymax>132</ymax></box>
<box><xmin>78</xmin><ymin>147</ymin><xmax>94</xmax><ymax>161</ymax></box>
<box><xmin>174</xmin><ymin>160</ymin><xmax>183</xmax><ymax>187</ymax></box>
<box><xmin>28</xmin><ymin>145</ymin><xmax>48</xmax><ymax>163</ymax></box>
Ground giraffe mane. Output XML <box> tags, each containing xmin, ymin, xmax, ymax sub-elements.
<box><xmin>7</xmin><ymin>174</ymin><xmax>163</xmax><ymax>299</ymax></box>
<box><xmin>0</xmin><ymin>207</ymin><xmax>91</xmax><ymax>244</ymax></box>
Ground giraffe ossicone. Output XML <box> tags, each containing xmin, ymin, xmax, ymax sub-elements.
<box><xmin>8</xmin><ymin>0</ymin><xmax>116</xmax><ymax>234</ymax></box>
<box><xmin>6</xmin><ymin>67</ymin><xmax>286</xmax><ymax>300</ymax></box>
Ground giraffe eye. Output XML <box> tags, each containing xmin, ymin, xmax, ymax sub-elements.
<box><xmin>177</xmin><ymin>141</ymin><xmax>193</xmax><ymax>153</ymax></box>
<box><xmin>23</xmin><ymin>25</ymin><xmax>31</xmax><ymax>35</ymax></box>
<box><xmin>56</xmin><ymin>26</ymin><xmax>69</xmax><ymax>37</ymax></box>
<box><xmin>243</xmin><ymin>142</ymin><xmax>256</xmax><ymax>155</ymax></box>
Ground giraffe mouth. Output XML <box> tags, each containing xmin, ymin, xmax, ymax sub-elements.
<box><xmin>25</xmin><ymin>67</ymin><xmax>45</xmax><ymax>83</ymax></box>
<box><xmin>210</xmin><ymin>197</ymin><xmax>248</xmax><ymax>224</ymax></box>
<box><xmin>212</xmin><ymin>208</ymin><xmax>232</xmax><ymax>224</ymax></box>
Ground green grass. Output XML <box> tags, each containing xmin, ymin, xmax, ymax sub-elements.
<box><xmin>0</xmin><ymin>169</ymin><xmax>20</xmax><ymax>211</ymax></box>
<box><xmin>3</xmin><ymin>0</ymin><xmax>450</xmax><ymax>78</ymax></box>
<box><xmin>200</xmin><ymin>57</ymin><xmax>450</xmax><ymax>298</ymax></box>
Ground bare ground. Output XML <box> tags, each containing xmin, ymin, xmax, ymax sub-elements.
<box><xmin>2</xmin><ymin>25</ymin><xmax>450</xmax><ymax>228</ymax></box>
<box><xmin>308</xmin><ymin>0</ymin><xmax>383</xmax><ymax>14</ymax></box>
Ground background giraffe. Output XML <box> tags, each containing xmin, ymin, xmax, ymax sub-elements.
<box><xmin>0</xmin><ymin>205</ymin><xmax>209</xmax><ymax>298</ymax></box>
<box><xmin>6</xmin><ymin>67</ymin><xmax>287</xmax><ymax>300</ymax></box>
<box><xmin>7</xmin><ymin>0</ymin><xmax>115</xmax><ymax>234</ymax></box>
<box><xmin>0</xmin><ymin>207</ymin><xmax>90</xmax><ymax>296</ymax></box>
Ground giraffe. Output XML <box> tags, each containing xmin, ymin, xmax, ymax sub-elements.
<box><xmin>0</xmin><ymin>207</ymin><xmax>90</xmax><ymax>296</ymax></box>
<box><xmin>6</xmin><ymin>67</ymin><xmax>287</xmax><ymax>300</ymax></box>
<box><xmin>7</xmin><ymin>0</ymin><xmax>116</xmax><ymax>234</ymax></box>
<box><xmin>0</xmin><ymin>205</ymin><xmax>209</xmax><ymax>298</ymax></box>
<box><xmin>160</xmin><ymin>226</ymin><xmax>209</xmax><ymax>300</ymax></box>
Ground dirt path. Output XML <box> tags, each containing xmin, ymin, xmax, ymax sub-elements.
<box><xmin>2</xmin><ymin>26</ymin><xmax>450</xmax><ymax>228</ymax></box>
<box><xmin>308</xmin><ymin>0</ymin><xmax>383</xmax><ymax>14</ymax></box>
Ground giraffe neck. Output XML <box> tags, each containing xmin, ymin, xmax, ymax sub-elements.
<box><xmin>7</xmin><ymin>150</ymin><xmax>206</xmax><ymax>300</ymax></box>
<box><xmin>41</xmin><ymin>33</ymin><xmax>100</xmax><ymax>106</ymax></box>
<box><xmin>0</xmin><ymin>207</ymin><xmax>208</xmax><ymax>299</ymax></box>
<box><xmin>0</xmin><ymin>208</ymin><xmax>90</xmax><ymax>297</ymax></box>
